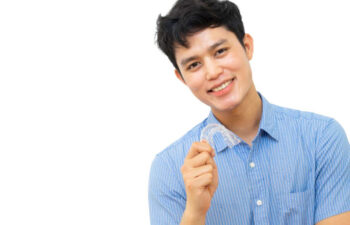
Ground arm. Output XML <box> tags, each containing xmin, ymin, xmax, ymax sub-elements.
<box><xmin>148</xmin><ymin>140</ymin><xmax>218</xmax><ymax>225</ymax></box>
<box><xmin>148</xmin><ymin>154</ymin><xmax>186</xmax><ymax>225</ymax></box>
<box><xmin>314</xmin><ymin>119</ymin><xmax>350</xmax><ymax>224</ymax></box>
<box><xmin>180</xmin><ymin>140</ymin><xmax>218</xmax><ymax>225</ymax></box>
<box><xmin>316</xmin><ymin>211</ymin><xmax>350</xmax><ymax>225</ymax></box>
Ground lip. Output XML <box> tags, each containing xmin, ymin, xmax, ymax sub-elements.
<box><xmin>208</xmin><ymin>77</ymin><xmax>235</xmax><ymax>92</ymax></box>
<box><xmin>208</xmin><ymin>77</ymin><xmax>235</xmax><ymax>97</ymax></box>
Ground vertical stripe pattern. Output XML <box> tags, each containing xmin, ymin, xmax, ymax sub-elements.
<box><xmin>148</xmin><ymin>93</ymin><xmax>350</xmax><ymax>225</ymax></box>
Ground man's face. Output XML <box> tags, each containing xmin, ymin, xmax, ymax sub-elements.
<box><xmin>174</xmin><ymin>26</ymin><xmax>254</xmax><ymax>113</ymax></box>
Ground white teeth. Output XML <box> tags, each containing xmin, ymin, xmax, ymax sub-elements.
<box><xmin>212</xmin><ymin>80</ymin><xmax>232</xmax><ymax>92</ymax></box>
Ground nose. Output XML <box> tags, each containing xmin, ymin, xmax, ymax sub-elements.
<box><xmin>205</xmin><ymin>59</ymin><xmax>223</xmax><ymax>80</ymax></box>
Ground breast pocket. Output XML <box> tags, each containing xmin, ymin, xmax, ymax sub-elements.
<box><xmin>277</xmin><ymin>189</ymin><xmax>314</xmax><ymax>225</ymax></box>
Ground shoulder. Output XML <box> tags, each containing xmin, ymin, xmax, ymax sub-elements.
<box><xmin>152</xmin><ymin>117</ymin><xmax>209</xmax><ymax>167</ymax></box>
<box><xmin>272</xmin><ymin>103</ymin><xmax>332</xmax><ymax>124</ymax></box>
<box><xmin>272</xmin><ymin>103</ymin><xmax>334</xmax><ymax>131</ymax></box>
<box><xmin>156</xmin><ymin>117</ymin><xmax>208</xmax><ymax>159</ymax></box>
<box><xmin>149</xmin><ymin>117</ymin><xmax>209</xmax><ymax>189</ymax></box>
<box><xmin>271</xmin><ymin>103</ymin><xmax>348</xmax><ymax>147</ymax></box>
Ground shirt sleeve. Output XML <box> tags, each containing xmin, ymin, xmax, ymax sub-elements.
<box><xmin>315</xmin><ymin>119</ymin><xmax>350</xmax><ymax>223</ymax></box>
<box><xmin>148</xmin><ymin>153</ymin><xmax>186</xmax><ymax>225</ymax></box>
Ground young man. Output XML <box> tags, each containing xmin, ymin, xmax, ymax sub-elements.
<box><xmin>148</xmin><ymin>0</ymin><xmax>350</xmax><ymax>224</ymax></box>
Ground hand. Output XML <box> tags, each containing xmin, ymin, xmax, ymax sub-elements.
<box><xmin>180</xmin><ymin>140</ymin><xmax>218</xmax><ymax>219</ymax></box>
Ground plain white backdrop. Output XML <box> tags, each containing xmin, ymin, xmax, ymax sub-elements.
<box><xmin>0</xmin><ymin>0</ymin><xmax>349</xmax><ymax>224</ymax></box>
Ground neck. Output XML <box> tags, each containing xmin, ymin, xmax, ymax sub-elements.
<box><xmin>212</xmin><ymin>86</ymin><xmax>262</xmax><ymax>142</ymax></box>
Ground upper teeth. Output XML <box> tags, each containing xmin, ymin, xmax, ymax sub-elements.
<box><xmin>212</xmin><ymin>80</ymin><xmax>232</xmax><ymax>92</ymax></box>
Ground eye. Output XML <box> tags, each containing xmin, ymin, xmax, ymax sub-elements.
<box><xmin>215</xmin><ymin>48</ymin><xmax>228</xmax><ymax>56</ymax></box>
<box><xmin>187</xmin><ymin>61</ymin><xmax>201</xmax><ymax>71</ymax></box>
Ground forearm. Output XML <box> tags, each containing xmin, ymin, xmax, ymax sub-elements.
<box><xmin>180</xmin><ymin>208</ymin><xmax>206</xmax><ymax>225</ymax></box>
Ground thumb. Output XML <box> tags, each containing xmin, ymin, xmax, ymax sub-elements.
<box><xmin>208</xmin><ymin>163</ymin><xmax>218</xmax><ymax>196</ymax></box>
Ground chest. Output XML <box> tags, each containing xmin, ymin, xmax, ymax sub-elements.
<box><xmin>205</xmin><ymin>136</ymin><xmax>316</xmax><ymax>225</ymax></box>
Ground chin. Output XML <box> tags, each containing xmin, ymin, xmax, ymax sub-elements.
<box><xmin>202</xmin><ymin>94</ymin><xmax>242</xmax><ymax>112</ymax></box>
<box><xmin>211</xmin><ymin>101</ymin><xmax>240</xmax><ymax>113</ymax></box>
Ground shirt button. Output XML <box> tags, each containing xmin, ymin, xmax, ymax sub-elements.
<box><xmin>249</xmin><ymin>162</ymin><xmax>255</xmax><ymax>168</ymax></box>
<box><xmin>256</xmin><ymin>200</ymin><xmax>263</xmax><ymax>206</ymax></box>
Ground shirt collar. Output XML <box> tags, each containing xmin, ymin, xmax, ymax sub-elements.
<box><xmin>205</xmin><ymin>112</ymin><xmax>229</xmax><ymax>152</ymax></box>
<box><xmin>205</xmin><ymin>92</ymin><xmax>279</xmax><ymax>152</ymax></box>
<box><xmin>258</xmin><ymin>92</ymin><xmax>279</xmax><ymax>141</ymax></box>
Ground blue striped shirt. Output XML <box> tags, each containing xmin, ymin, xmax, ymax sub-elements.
<box><xmin>148</xmin><ymin>93</ymin><xmax>350</xmax><ymax>225</ymax></box>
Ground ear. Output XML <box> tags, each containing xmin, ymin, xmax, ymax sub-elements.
<box><xmin>175</xmin><ymin>69</ymin><xmax>186</xmax><ymax>84</ymax></box>
<box><xmin>243</xmin><ymin>33</ymin><xmax>254</xmax><ymax>60</ymax></box>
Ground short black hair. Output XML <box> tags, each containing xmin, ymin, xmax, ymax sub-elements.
<box><xmin>156</xmin><ymin>0</ymin><xmax>245</xmax><ymax>75</ymax></box>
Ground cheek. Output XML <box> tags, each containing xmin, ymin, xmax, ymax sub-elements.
<box><xmin>224</xmin><ymin>54</ymin><xmax>252</xmax><ymax>80</ymax></box>
<box><xmin>223</xmin><ymin>54</ymin><xmax>244</xmax><ymax>70</ymax></box>
<box><xmin>186</xmin><ymin>74</ymin><xmax>204</xmax><ymax>92</ymax></box>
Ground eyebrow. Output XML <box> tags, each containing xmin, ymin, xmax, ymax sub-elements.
<box><xmin>180</xmin><ymin>39</ymin><xmax>228</xmax><ymax>67</ymax></box>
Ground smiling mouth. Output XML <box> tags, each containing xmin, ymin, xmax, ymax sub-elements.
<box><xmin>208</xmin><ymin>78</ymin><xmax>235</xmax><ymax>93</ymax></box>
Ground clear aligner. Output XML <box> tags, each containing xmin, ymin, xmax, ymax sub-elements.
<box><xmin>200</xmin><ymin>123</ymin><xmax>241</xmax><ymax>150</ymax></box>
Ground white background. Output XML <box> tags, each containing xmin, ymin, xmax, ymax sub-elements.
<box><xmin>0</xmin><ymin>0</ymin><xmax>349</xmax><ymax>224</ymax></box>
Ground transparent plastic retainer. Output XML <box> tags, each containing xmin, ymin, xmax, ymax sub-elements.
<box><xmin>200</xmin><ymin>123</ymin><xmax>241</xmax><ymax>151</ymax></box>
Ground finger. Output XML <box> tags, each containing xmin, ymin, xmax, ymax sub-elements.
<box><xmin>208</xmin><ymin>169</ymin><xmax>219</xmax><ymax>196</ymax></box>
<box><xmin>186</xmin><ymin>141</ymin><xmax>213</xmax><ymax>159</ymax></box>
<box><xmin>206</xmin><ymin>154</ymin><xmax>217</xmax><ymax>170</ymax></box>
<box><xmin>201</xmin><ymin>139</ymin><xmax>215</xmax><ymax>157</ymax></box>
<box><xmin>207</xmin><ymin>158</ymin><xmax>218</xmax><ymax>195</ymax></box>
<box><xmin>188</xmin><ymin>151</ymin><xmax>212</xmax><ymax>168</ymax></box>
<box><xmin>186</xmin><ymin>141</ymin><xmax>214</xmax><ymax>160</ymax></box>
<box><xmin>191</xmin><ymin>173</ymin><xmax>214</xmax><ymax>189</ymax></box>
<box><xmin>183</xmin><ymin>164</ymin><xmax>214</xmax><ymax>181</ymax></box>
